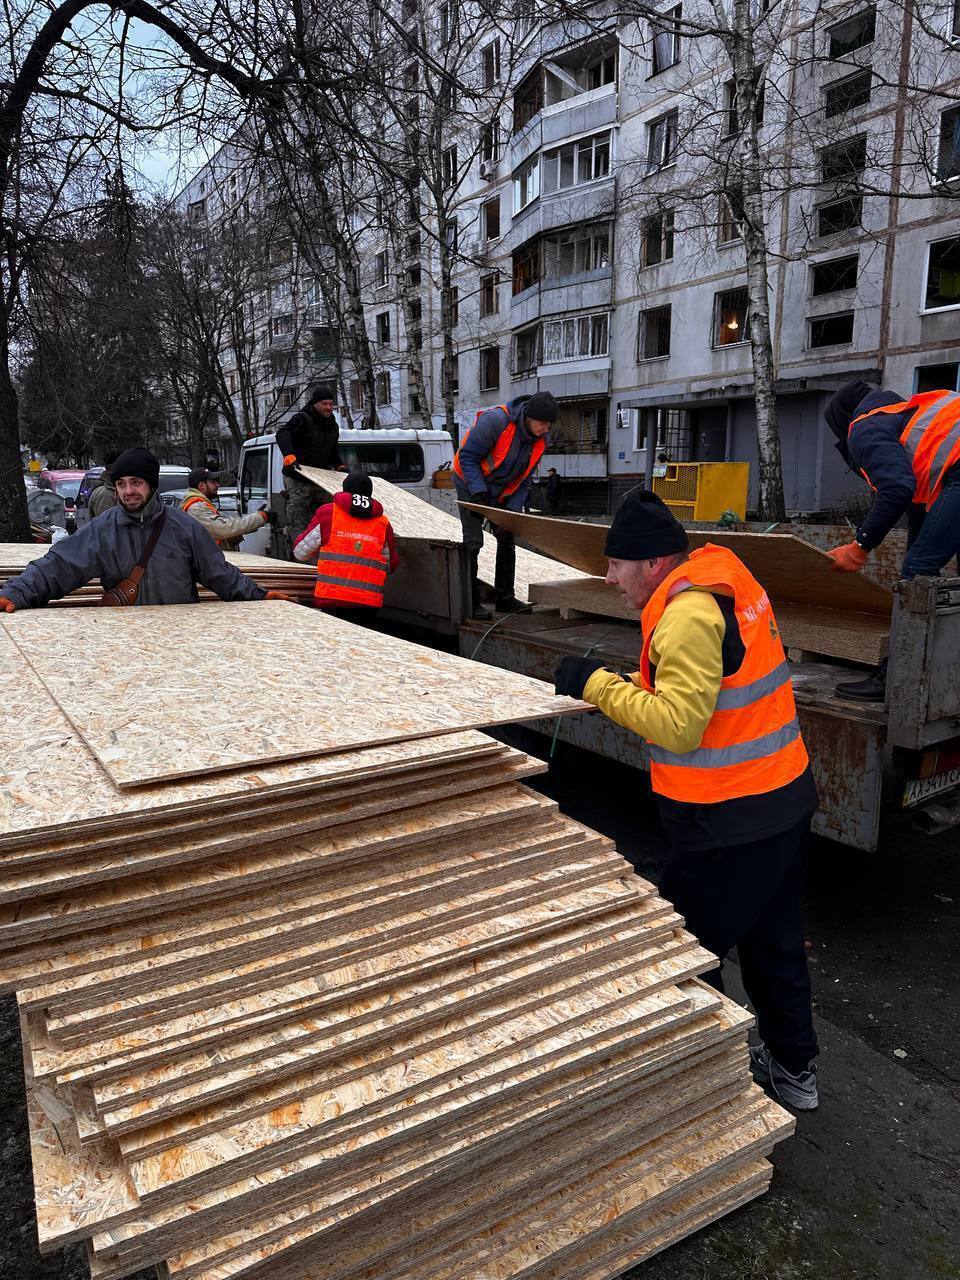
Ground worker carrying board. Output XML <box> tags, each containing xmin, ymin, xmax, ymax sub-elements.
<box><xmin>553</xmin><ymin>489</ymin><xmax>820</xmax><ymax>1111</ymax></box>
<box><xmin>181</xmin><ymin>468</ymin><xmax>275</xmax><ymax>549</ymax></box>
<box><xmin>824</xmin><ymin>379</ymin><xmax>960</xmax><ymax>700</ymax></box>
<box><xmin>292</xmin><ymin>471</ymin><xmax>399</xmax><ymax>618</ymax></box>
<box><xmin>0</xmin><ymin>448</ymin><xmax>289</xmax><ymax>610</ymax></box>
<box><xmin>276</xmin><ymin>383</ymin><xmax>348</xmax><ymax>545</ymax></box>
<box><xmin>453</xmin><ymin>391</ymin><xmax>556</xmax><ymax>620</ymax></box>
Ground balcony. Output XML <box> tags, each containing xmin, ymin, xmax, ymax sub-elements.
<box><xmin>510</xmin><ymin>81</ymin><xmax>618</xmax><ymax>171</ymax></box>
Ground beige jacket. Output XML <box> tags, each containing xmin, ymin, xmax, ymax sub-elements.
<box><xmin>180</xmin><ymin>488</ymin><xmax>266</xmax><ymax>547</ymax></box>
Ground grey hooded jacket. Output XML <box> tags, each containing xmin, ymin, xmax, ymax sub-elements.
<box><xmin>0</xmin><ymin>495</ymin><xmax>266</xmax><ymax>609</ymax></box>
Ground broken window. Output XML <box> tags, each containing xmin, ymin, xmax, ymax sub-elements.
<box><xmin>479</xmin><ymin>344</ymin><xmax>500</xmax><ymax>389</ymax></box>
<box><xmin>824</xmin><ymin>70</ymin><xmax>871</xmax><ymax>118</ymax></box>
<box><xmin>651</xmin><ymin>4</ymin><xmax>682</xmax><ymax>74</ymax></box>
<box><xmin>637</xmin><ymin>305</ymin><xmax>672</xmax><ymax>359</ymax></box>
<box><xmin>480</xmin><ymin>273</ymin><xmax>499</xmax><ymax>317</ymax></box>
<box><xmin>641</xmin><ymin>210</ymin><xmax>674</xmax><ymax>266</ymax></box>
<box><xmin>820</xmin><ymin>135</ymin><xmax>868</xmax><ymax>182</ymax></box>
<box><xmin>936</xmin><ymin>106</ymin><xmax>960</xmax><ymax>182</ymax></box>
<box><xmin>924</xmin><ymin>235</ymin><xmax>960</xmax><ymax>310</ymax></box>
<box><xmin>713</xmin><ymin>288</ymin><xmax>750</xmax><ymax>346</ymax></box>
<box><xmin>817</xmin><ymin>194</ymin><xmax>862</xmax><ymax>235</ymax></box>
<box><xmin>512</xmin><ymin>241</ymin><xmax>541</xmax><ymax>294</ymax></box>
<box><xmin>646</xmin><ymin>110</ymin><xmax>678</xmax><ymax>171</ymax></box>
<box><xmin>809</xmin><ymin>312</ymin><xmax>854</xmax><ymax>346</ymax></box>
<box><xmin>811</xmin><ymin>255</ymin><xmax>858</xmax><ymax>295</ymax></box>
<box><xmin>827</xmin><ymin>6</ymin><xmax>876</xmax><ymax>58</ymax></box>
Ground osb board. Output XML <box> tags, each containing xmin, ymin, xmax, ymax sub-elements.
<box><xmin>1</xmin><ymin>602</ymin><xmax>585</xmax><ymax>787</ymax></box>
<box><xmin>464</xmin><ymin>507</ymin><xmax>893</xmax><ymax>616</ymax></box>
<box><xmin>528</xmin><ymin>578</ymin><xmax>890</xmax><ymax>665</ymax></box>
<box><xmin>0</xmin><ymin>623</ymin><xmax>499</xmax><ymax>850</ymax></box>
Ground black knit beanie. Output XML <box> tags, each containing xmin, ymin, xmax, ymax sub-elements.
<box><xmin>604</xmin><ymin>489</ymin><xmax>689</xmax><ymax>560</ymax></box>
<box><xmin>108</xmin><ymin>447</ymin><xmax>160</xmax><ymax>490</ymax></box>
<box><xmin>824</xmin><ymin>380</ymin><xmax>875</xmax><ymax>441</ymax></box>
<box><xmin>342</xmin><ymin>470</ymin><xmax>373</xmax><ymax>497</ymax></box>
<box><xmin>308</xmin><ymin>383</ymin><xmax>335</xmax><ymax>405</ymax></box>
<box><xmin>523</xmin><ymin>391</ymin><xmax>557</xmax><ymax>424</ymax></box>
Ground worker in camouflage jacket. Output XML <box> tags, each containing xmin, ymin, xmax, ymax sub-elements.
<box><xmin>276</xmin><ymin>383</ymin><xmax>347</xmax><ymax>545</ymax></box>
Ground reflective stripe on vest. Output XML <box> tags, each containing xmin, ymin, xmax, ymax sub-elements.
<box><xmin>182</xmin><ymin>493</ymin><xmax>225</xmax><ymax>545</ymax></box>
<box><xmin>453</xmin><ymin>407</ymin><xmax>547</xmax><ymax>499</ymax></box>
<box><xmin>639</xmin><ymin>545</ymin><xmax>808</xmax><ymax>805</ymax></box>
<box><xmin>850</xmin><ymin>391</ymin><xmax>960</xmax><ymax>509</ymax></box>
<box><xmin>315</xmin><ymin>503</ymin><xmax>390</xmax><ymax>607</ymax></box>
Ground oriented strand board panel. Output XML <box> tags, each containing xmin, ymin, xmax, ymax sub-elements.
<box><xmin>0</xmin><ymin>602</ymin><xmax>585</xmax><ymax>787</ymax></box>
<box><xmin>464</xmin><ymin>507</ymin><xmax>894</xmax><ymax>616</ymax></box>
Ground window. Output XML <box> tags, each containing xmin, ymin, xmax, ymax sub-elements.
<box><xmin>828</xmin><ymin>6</ymin><xmax>876</xmax><ymax>58</ymax></box>
<box><xmin>480</xmin><ymin>345</ymin><xmax>500</xmax><ymax>390</ymax></box>
<box><xmin>276</xmin><ymin>387</ymin><xmax>298</xmax><ymax>410</ymax></box>
<box><xmin>541</xmin><ymin>224</ymin><xmax>611</xmax><ymax>279</ymax></box>
<box><xmin>406</xmin><ymin>231</ymin><xmax>421</xmax><ymax>258</ymax></box>
<box><xmin>480</xmin><ymin>273</ymin><xmax>499</xmax><ymax>317</ymax></box>
<box><xmin>376</xmin><ymin>311</ymin><xmax>391</xmax><ymax>344</ymax></box>
<box><xmin>637</xmin><ymin>406</ymin><xmax>693</xmax><ymax>457</ymax></box>
<box><xmin>407</xmin><ymin>263</ymin><xmax>421</xmax><ymax>288</ymax></box>
<box><xmin>542</xmin><ymin>131</ymin><xmax>610</xmax><ymax>193</ymax></box>
<box><xmin>441</xmin><ymin>353</ymin><xmax>460</xmax><ymax>396</ymax></box>
<box><xmin>513</xmin><ymin>325</ymin><xmax>541</xmax><ymax>372</ymax></box>
<box><xmin>271</xmin><ymin>313</ymin><xmax>293</xmax><ymax>340</ymax></box>
<box><xmin>811</xmin><ymin>254</ymin><xmax>858</xmax><ymax>295</ymax></box>
<box><xmin>439</xmin><ymin>0</ymin><xmax>453</xmax><ymax>41</ymax></box>
<box><xmin>480</xmin><ymin>118</ymin><xmax>501</xmax><ymax>165</ymax></box>
<box><xmin>641</xmin><ymin>210</ymin><xmax>674</xmax><ymax>266</ymax></box>
<box><xmin>587</xmin><ymin>51</ymin><xmax>616</xmax><ymax>89</ymax></box>
<box><xmin>188</xmin><ymin>198</ymin><xmax>207</xmax><ymax>224</ymax></box>
<box><xmin>439</xmin><ymin>75</ymin><xmax>459</xmax><ymax>111</ymax></box>
<box><xmin>445</xmin><ymin>285</ymin><xmax>459</xmax><ymax>326</ymax></box>
<box><xmin>646</xmin><ymin>110</ymin><xmax>678</xmax><ymax>172</ymax></box>
<box><xmin>409</xmin><ymin>393</ymin><xmax>421</xmax><ymax>414</ymax></box>
<box><xmin>482</xmin><ymin>196</ymin><xmax>501</xmax><ymax>241</ymax></box>
<box><xmin>936</xmin><ymin>106</ymin><xmax>960</xmax><ymax>182</ymax></box>
<box><xmin>915</xmin><ymin>363</ymin><xmax>960</xmax><ymax>393</ymax></box>
<box><xmin>637</xmin><ymin>305</ymin><xmax>672</xmax><ymax>359</ymax></box>
<box><xmin>482</xmin><ymin>38</ymin><xmax>501</xmax><ymax>89</ymax></box>
<box><xmin>820</xmin><ymin>135</ymin><xmax>867</xmax><ymax>182</ymax></box>
<box><xmin>723</xmin><ymin>80</ymin><xmax>738</xmax><ymax>137</ymax></box>
<box><xmin>240</xmin><ymin>445</ymin><xmax>270</xmax><ymax>509</ymax></box>
<box><xmin>713</xmin><ymin>288</ymin><xmax>750</xmax><ymax>346</ymax></box>
<box><xmin>818</xmin><ymin>194</ymin><xmax>862</xmax><ymax>235</ymax></box>
<box><xmin>350</xmin><ymin>379</ymin><xmax>364</xmax><ymax>411</ymax></box>
<box><xmin>512</xmin><ymin>241</ymin><xmax>540</xmax><ymax>294</ymax></box>
<box><xmin>514</xmin><ymin>68</ymin><xmax>544</xmax><ymax>132</ymax></box>
<box><xmin>375</xmin><ymin>251</ymin><xmax>388</xmax><ymax>288</ymax></box>
<box><xmin>824</xmin><ymin>70</ymin><xmax>871</xmax><ymax>118</ymax></box>
<box><xmin>952</xmin><ymin>0</ymin><xmax>960</xmax><ymax>39</ymax></box>
<box><xmin>542</xmin><ymin>312</ymin><xmax>609</xmax><ymax>362</ymax></box>
<box><xmin>272</xmin><ymin>279</ymin><xmax>291</xmax><ymax>303</ymax></box>
<box><xmin>809</xmin><ymin>312</ymin><xmax>854</xmax><ymax>347</ymax></box>
<box><xmin>553</xmin><ymin>401</ymin><xmax>609</xmax><ymax>450</ymax></box>
<box><xmin>924</xmin><ymin>235</ymin><xmax>960</xmax><ymax>310</ymax></box>
<box><xmin>719</xmin><ymin>195</ymin><xmax>742</xmax><ymax>244</ymax></box>
<box><xmin>442</xmin><ymin>145</ymin><xmax>458</xmax><ymax>188</ymax></box>
<box><xmin>375</xmin><ymin>372</ymin><xmax>392</xmax><ymax>405</ymax></box>
<box><xmin>404</xmin><ymin>61</ymin><xmax>418</xmax><ymax>90</ymax></box>
<box><xmin>513</xmin><ymin>157</ymin><xmax>540</xmax><ymax>211</ymax></box>
<box><xmin>443</xmin><ymin>218</ymin><xmax>459</xmax><ymax>252</ymax></box>
<box><xmin>651</xmin><ymin>4</ymin><xmax>681</xmax><ymax>74</ymax></box>
<box><xmin>401</xmin><ymin>0</ymin><xmax>416</xmax><ymax>19</ymax></box>
<box><xmin>340</xmin><ymin>442</ymin><xmax>425</xmax><ymax>482</ymax></box>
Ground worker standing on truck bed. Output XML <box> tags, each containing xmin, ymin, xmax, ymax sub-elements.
<box><xmin>181</xmin><ymin>468</ymin><xmax>275</xmax><ymax>549</ymax></box>
<box><xmin>824</xmin><ymin>380</ymin><xmax>960</xmax><ymax>700</ymax></box>
<box><xmin>553</xmin><ymin>489</ymin><xmax>820</xmax><ymax>1111</ymax></box>
<box><xmin>453</xmin><ymin>391</ymin><xmax>556</xmax><ymax>620</ymax></box>
<box><xmin>277</xmin><ymin>384</ymin><xmax>348</xmax><ymax>545</ymax></box>
<box><xmin>292</xmin><ymin>472</ymin><xmax>399</xmax><ymax>620</ymax></box>
<box><xmin>0</xmin><ymin>448</ymin><xmax>288</xmax><ymax>610</ymax></box>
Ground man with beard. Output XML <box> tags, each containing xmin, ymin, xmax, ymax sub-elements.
<box><xmin>276</xmin><ymin>383</ymin><xmax>348</xmax><ymax>544</ymax></box>
<box><xmin>0</xmin><ymin>448</ymin><xmax>287</xmax><ymax>610</ymax></box>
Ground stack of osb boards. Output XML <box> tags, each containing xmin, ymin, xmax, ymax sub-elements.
<box><xmin>461</xmin><ymin>505</ymin><xmax>894</xmax><ymax>665</ymax></box>
<box><xmin>0</xmin><ymin>601</ymin><xmax>793</xmax><ymax>1280</ymax></box>
<box><xmin>0</xmin><ymin>544</ymin><xmax>317</xmax><ymax>606</ymax></box>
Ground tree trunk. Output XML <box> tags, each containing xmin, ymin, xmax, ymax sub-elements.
<box><xmin>0</xmin><ymin>320</ymin><xmax>30</xmax><ymax>540</ymax></box>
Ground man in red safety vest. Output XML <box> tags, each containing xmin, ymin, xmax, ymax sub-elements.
<box><xmin>553</xmin><ymin>489</ymin><xmax>820</xmax><ymax>1111</ymax></box>
<box><xmin>824</xmin><ymin>380</ymin><xmax>960</xmax><ymax>699</ymax></box>
<box><xmin>453</xmin><ymin>392</ymin><xmax>555</xmax><ymax>619</ymax></box>
<box><xmin>292</xmin><ymin>472</ymin><xmax>399</xmax><ymax>617</ymax></box>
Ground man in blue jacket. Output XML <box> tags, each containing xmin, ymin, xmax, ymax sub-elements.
<box><xmin>824</xmin><ymin>379</ymin><xmax>960</xmax><ymax>699</ymax></box>
<box><xmin>453</xmin><ymin>391</ymin><xmax>555</xmax><ymax>619</ymax></box>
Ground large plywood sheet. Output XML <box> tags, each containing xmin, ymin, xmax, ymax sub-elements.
<box><xmin>1</xmin><ymin>602</ymin><xmax>584</xmax><ymax>787</ymax></box>
<box><xmin>464</xmin><ymin>507</ymin><xmax>893</xmax><ymax>616</ymax></box>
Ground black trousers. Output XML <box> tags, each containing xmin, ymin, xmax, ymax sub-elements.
<box><xmin>458</xmin><ymin>504</ymin><xmax>516</xmax><ymax>601</ymax></box>
<box><xmin>659</xmin><ymin>816</ymin><xmax>818</xmax><ymax>1075</ymax></box>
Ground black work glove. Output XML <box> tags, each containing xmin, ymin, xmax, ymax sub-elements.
<box><xmin>259</xmin><ymin>506</ymin><xmax>279</xmax><ymax>526</ymax></box>
<box><xmin>468</xmin><ymin>491</ymin><xmax>490</xmax><ymax>505</ymax></box>
<box><xmin>282</xmin><ymin>461</ymin><xmax>302</xmax><ymax>479</ymax></box>
<box><xmin>554</xmin><ymin>656</ymin><xmax>610</xmax><ymax>699</ymax></box>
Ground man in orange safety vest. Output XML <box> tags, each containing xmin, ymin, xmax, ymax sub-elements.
<box><xmin>554</xmin><ymin>489</ymin><xmax>820</xmax><ymax>1111</ymax></box>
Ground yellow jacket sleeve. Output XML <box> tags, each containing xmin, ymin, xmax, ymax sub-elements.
<box><xmin>582</xmin><ymin>589</ymin><xmax>725</xmax><ymax>754</ymax></box>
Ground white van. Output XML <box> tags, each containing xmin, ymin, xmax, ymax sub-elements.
<box><xmin>236</xmin><ymin>427</ymin><xmax>456</xmax><ymax>557</ymax></box>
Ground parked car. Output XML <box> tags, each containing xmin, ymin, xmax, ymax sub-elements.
<box><xmin>75</xmin><ymin>464</ymin><xmax>191</xmax><ymax>525</ymax></box>
<box><xmin>36</xmin><ymin>469</ymin><xmax>85</xmax><ymax>531</ymax></box>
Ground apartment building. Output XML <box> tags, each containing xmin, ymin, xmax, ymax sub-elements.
<box><xmin>179</xmin><ymin>0</ymin><xmax>960</xmax><ymax>513</ymax></box>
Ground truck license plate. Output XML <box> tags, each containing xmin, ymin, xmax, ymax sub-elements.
<box><xmin>903</xmin><ymin>767</ymin><xmax>960</xmax><ymax>808</ymax></box>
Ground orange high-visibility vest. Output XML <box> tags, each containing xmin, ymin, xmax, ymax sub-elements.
<box><xmin>182</xmin><ymin>493</ymin><xmax>226</xmax><ymax>545</ymax></box>
<box><xmin>315</xmin><ymin>501</ymin><xmax>390</xmax><ymax>608</ymax></box>
<box><xmin>850</xmin><ymin>390</ymin><xmax>960</xmax><ymax>509</ymax></box>
<box><xmin>453</xmin><ymin>406</ymin><xmax>547</xmax><ymax>501</ymax></box>
<box><xmin>639</xmin><ymin>545</ymin><xmax>809</xmax><ymax>805</ymax></box>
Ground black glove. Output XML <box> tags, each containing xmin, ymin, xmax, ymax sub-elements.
<box><xmin>468</xmin><ymin>491</ymin><xmax>490</xmax><ymax>505</ymax></box>
<box><xmin>554</xmin><ymin>656</ymin><xmax>610</xmax><ymax>699</ymax></box>
<box><xmin>259</xmin><ymin>506</ymin><xmax>279</xmax><ymax>526</ymax></box>
<box><xmin>282</xmin><ymin>461</ymin><xmax>302</xmax><ymax>479</ymax></box>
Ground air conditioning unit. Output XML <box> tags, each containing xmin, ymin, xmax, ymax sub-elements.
<box><xmin>479</xmin><ymin>159</ymin><xmax>495</xmax><ymax>180</ymax></box>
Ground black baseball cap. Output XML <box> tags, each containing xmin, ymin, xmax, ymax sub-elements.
<box><xmin>189</xmin><ymin>468</ymin><xmax>220</xmax><ymax>488</ymax></box>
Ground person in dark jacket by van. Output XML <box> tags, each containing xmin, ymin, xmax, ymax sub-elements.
<box><xmin>276</xmin><ymin>384</ymin><xmax>347</xmax><ymax>544</ymax></box>
<box><xmin>824</xmin><ymin>379</ymin><xmax>960</xmax><ymax>699</ymax></box>
<box><xmin>453</xmin><ymin>391</ymin><xmax>555</xmax><ymax>619</ymax></box>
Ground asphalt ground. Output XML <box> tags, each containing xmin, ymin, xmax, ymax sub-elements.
<box><xmin>2</xmin><ymin>730</ymin><xmax>958</xmax><ymax>1280</ymax></box>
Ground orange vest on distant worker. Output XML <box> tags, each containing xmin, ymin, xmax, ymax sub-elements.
<box><xmin>850</xmin><ymin>390</ymin><xmax>960</xmax><ymax>509</ymax></box>
<box><xmin>181</xmin><ymin>493</ymin><xmax>227</xmax><ymax>545</ymax></box>
<box><xmin>314</xmin><ymin>500</ymin><xmax>390</xmax><ymax>608</ymax></box>
<box><xmin>638</xmin><ymin>545</ymin><xmax>808</xmax><ymax>805</ymax></box>
<box><xmin>453</xmin><ymin>406</ymin><xmax>547</xmax><ymax>500</ymax></box>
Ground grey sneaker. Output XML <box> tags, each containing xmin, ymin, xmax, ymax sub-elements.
<box><xmin>750</xmin><ymin>1044</ymin><xmax>819</xmax><ymax>1111</ymax></box>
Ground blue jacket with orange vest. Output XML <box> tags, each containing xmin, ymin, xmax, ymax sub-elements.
<box><xmin>453</xmin><ymin>396</ymin><xmax>550</xmax><ymax>512</ymax></box>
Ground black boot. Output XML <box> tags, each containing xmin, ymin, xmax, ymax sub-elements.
<box><xmin>835</xmin><ymin>657</ymin><xmax>888</xmax><ymax>702</ymax></box>
<box><xmin>495</xmin><ymin>594</ymin><xmax>532</xmax><ymax>615</ymax></box>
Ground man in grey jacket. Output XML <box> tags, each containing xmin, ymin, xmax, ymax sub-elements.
<box><xmin>0</xmin><ymin>448</ymin><xmax>284</xmax><ymax>611</ymax></box>
<box><xmin>88</xmin><ymin>450</ymin><xmax>119</xmax><ymax>518</ymax></box>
